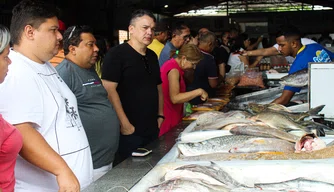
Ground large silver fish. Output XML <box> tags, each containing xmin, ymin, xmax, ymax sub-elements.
<box><xmin>229</xmin><ymin>124</ymin><xmax>300</xmax><ymax>142</ymax></box>
<box><xmin>250</xmin><ymin>111</ymin><xmax>308</xmax><ymax>132</ymax></box>
<box><xmin>229</xmin><ymin>138</ymin><xmax>295</xmax><ymax>153</ymax></box>
<box><xmin>177</xmin><ymin>135</ymin><xmax>256</xmax><ymax>156</ymax></box>
<box><xmin>179</xmin><ymin>145</ymin><xmax>334</xmax><ymax>161</ymax></box>
<box><xmin>194</xmin><ymin>118</ymin><xmax>255</xmax><ymax>131</ymax></box>
<box><xmin>248</xmin><ymin>103</ymin><xmax>325</xmax><ymax>122</ymax></box>
<box><xmin>280</xmin><ymin>68</ymin><xmax>308</xmax><ymax>87</ymax></box>
<box><xmin>173</xmin><ymin>162</ymin><xmax>247</xmax><ymax>188</ymax></box>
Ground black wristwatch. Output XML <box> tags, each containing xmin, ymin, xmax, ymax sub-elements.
<box><xmin>157</xmin><ymin>115</ymin><xmax>165</xmax><ymax>120</ymax></box>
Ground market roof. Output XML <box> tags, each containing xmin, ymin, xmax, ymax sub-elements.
<box><xmin>133</xmin><ymin>0</ymin><xmax>334</xmax><ymax>16</ymax></box>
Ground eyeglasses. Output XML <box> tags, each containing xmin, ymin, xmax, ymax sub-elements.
<box><xmin>142</xmin><ymin>56</ymin><xmax>151</xmax><ymax>74</ymax></box>
<box><xmin>68</xmin><ymin>26</ymin><xmax>76</xmax><ymax>40</ymax></box>
<box><xmin>182</xmin><ymin>34</ymin><xmax>191</xmax><ymax>41</ymax></box>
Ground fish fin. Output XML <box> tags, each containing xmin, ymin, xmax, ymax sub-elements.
<box><xmin>209</xmin><ymin>161</ymin><xmax>220</xmax><ymax>168</ymax></box>
<box><xmin>308</xmin><ymin>105</ymin><xmax>325</xmax><ymax>115</ymax></box>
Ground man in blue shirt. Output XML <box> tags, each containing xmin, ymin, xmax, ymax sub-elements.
<box><xmin>159</xmin><ymin>23</ymin><xmax>190</xmax><ymax>66</ymax></box>
<box><xmin>272</xmin><ymin>25</ymin><xmax>334</xmax><ymax>105</ymax></box>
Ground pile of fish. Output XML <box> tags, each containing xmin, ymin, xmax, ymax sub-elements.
<box><xmin>148</xmin><ymin>162</ymin><xmax>245</xmax><ymax>192</ymax></box>
<box><xmin>148</xmin><ymin>162</ymin><xmax>334</xmax><ymax>191</ymax></box>
<box><xmin>177</xmin><ymin>103</ymin><xmax>334</xmax><ymax>159</ymax></box>
<box><xmin>145</xmin><ymin>101</ymin><xmax>334</xmax><ymax>192</ymax></box>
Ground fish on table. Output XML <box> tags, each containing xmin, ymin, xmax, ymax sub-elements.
<box><xmin>250</xmin><ymin>110</ymin><xmax>310</xmax><ymax>132</ymax></box>
<box><xmin>179</xmin><ymin>145</ymin><xmax>334</xmax><ymax>161</ymax></box>
<box><xmin>178</xmin><ymin>134</ymin><xmax>299</xmax><ymax>156</ymax></box>
<box><xmin>229</xmin><ymin>124</ymin><xmax>300</xmax><ymax>143</ymax></box>
<box><xmin>280</xmin><ymin>68</ymin><xmax>308</xmax><ymax>87</ymax></box>
<box><xmin>247</xmin><ymin>103</ymin><xmax>325</xmax><ymax>122</ymax></box>
<box><xmin>247</xmin><ymin>103</ymin><xmax>292</xmax><ymax>114</ymax></box>
<box><xmin>149</xmin><ymin>162</ymin><xmax>244</xmax><ymax>192</ymax></box>
<box><xmin>295</xmin><ymin>133</ymin><xmax>326</xmax><ymax>153</ymax></box>
<box><xmin>196</xmin><ymin>110</ymin><xmax>251</xmax><ymax>126</ymax></box>
<box><xmin>177</xmin><ymin>135</ymin><xmax>256</xmax><ymax>156</ymax></box>
<box><xmin>229</xmin><ymin>138</ymin><xmax>295</xmax><ymax>153</ymax></box>
<box><xmin>194</xmin><ymin>118</ymin><xmax>255</xmax><ymax>131</ymax></box>
<box><xmin>176</xmin><ymin>130</ymin><xmax>232</xmax><ymax>143</ymax></box>
<box><xmin>171</xmin><ymin>162</ymin><xmax>247</xmax><ymax>188</ymax></box>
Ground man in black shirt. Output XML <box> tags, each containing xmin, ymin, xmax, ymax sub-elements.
<box><xmin>101</xmin><ymin>9</ymin><xmax>164</xmax><ymax>162</ymax></box>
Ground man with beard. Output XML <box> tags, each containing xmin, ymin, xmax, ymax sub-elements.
<box><xmin>159</xmin><ymin>23</ymin><xmax>191</xmax><ymax>66</ymax></box>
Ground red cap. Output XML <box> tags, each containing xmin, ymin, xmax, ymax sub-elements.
<box><xmin>58</xmin><ymin>20</ymin><xmax>66</xmax><ymax>31</ymax></box>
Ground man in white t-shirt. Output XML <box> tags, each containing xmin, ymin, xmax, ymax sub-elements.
<box><xmin>0</xmin><ymin>0</ymin><xmax>93</xmax><ymax>191</ymax></box>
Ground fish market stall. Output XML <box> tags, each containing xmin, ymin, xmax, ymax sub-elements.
<box><xmin>128</xmin><ymin>101</ymin><xmax>334</xmax><ymax>191</ymax></box>
<box><xmin>131</xmin><ymin>158</ymin><xmax>334</xmax><ymax>191</ymax></box>
<box><xmin>83</xmin><ymin>67</ymin><xmax>334</xmax><ymax>191</ymax></box>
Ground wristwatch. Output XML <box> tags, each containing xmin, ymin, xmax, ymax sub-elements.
<box><xmin>157</xmin><ymin>115</ymin><xmax>165</xmax><ymax>120</ymax></box>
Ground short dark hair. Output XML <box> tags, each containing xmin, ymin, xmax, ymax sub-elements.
<box><xmin>171</xmin><ymin>22</ymin><xmax>189</xmax><ymax>36</ymax></box>
<box><xmin>10</xmin><ymin>0</ymin><xmax>58</xmax><ymax>45</ymax></box>
<box><xmin>129</xmin><ymin>9</ymin><xmax>156</xmax><ymax>26</ymax></box>
<box><xmin>63</xmin><ymin>25</ymin><xmax>93</xmax><ymax>55</ymax></box>
<box><xmin>276</xmin><ymin>24</ymin><xmax>301</xmax><ymax>41</ymax></box>
<box><xmin>230</xmin><ymin>33</ymin><xmax>248</xmax><ymax>52</ymax></box>
<box><xmin>198</xmin><ymin>31</ymin><xmax>216</xmax><ymax>44</ymax></box>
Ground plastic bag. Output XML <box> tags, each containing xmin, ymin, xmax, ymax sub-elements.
<box><xmin>225</xmin><ymin>71</ymin><xmax>242</xmax><ymax>85</ymax></box>
<box><xmin>237</xmin><ymin>70</ymin><xmax>265</xmax><ymax>88</ymax></box>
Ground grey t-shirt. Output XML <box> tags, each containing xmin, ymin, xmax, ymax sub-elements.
<box><xmin>56</xmin><ymin>59</ymin><xmax>119</xmax><ymax>169</ymax></box>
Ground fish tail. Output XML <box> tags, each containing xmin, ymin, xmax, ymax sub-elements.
<box><xmin>308</xmin><ymin>105</ymin><xmax>325</xmax><ymax>115</ymax></box>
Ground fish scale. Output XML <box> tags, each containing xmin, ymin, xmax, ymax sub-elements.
<box><xmin>178</xmin><ymin>135</ymin><xmax>256</xmax><ymax>156</ymax></box>
<box><xmin>280</xmin><ymin>68</ymin><xmax>308</xmax><ymax>87</ymax></box>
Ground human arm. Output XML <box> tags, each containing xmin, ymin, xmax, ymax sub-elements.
<box><xmin>248</xmin><ymin>56</ymin><xmax>264</xmax><ymax>68</ymax></box>
<box><xmin>218</xmin><ymin>63</ymin><xmax>226</xmax><ymax>83</ymax></box>
<box><xmin>16</xmin><ymin>122</ymin><xmax>80</xmax><ymax>192</ymax></box>
<box><xmin>208</xmin><ymin>78</ymin><xmax>219</xmax><ymax>89</ymax></box>
<box><xmin>271</xmin><ymin>90</ymin><xmax>295</xmax><ymax>105</ymax></box>
<box><xmin>102</xmin><ymin>80</ymin><xmax>134</xmax><ymax>135</ymax></box>
<box><xmin>168</xmin><ymin>69</ymin><xmax>208</xmax><ymax>104</ymax></box>
<box><xmin>246</xmin><ymin>36</ymin><xmax>263</xmax><ymax>51</ymax></box>
<box><xmin>157</xmin><ymin>84</ymin><xmax>164</xmax><ymax>128</ymax></box>
<box><xmin>243</xmin><ymin>46</ymin><xmax>280</xmax><ymax>57</ymax></box>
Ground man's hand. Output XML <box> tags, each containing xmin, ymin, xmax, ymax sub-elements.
<box><xmin>57</xmin><ymin>169</ymin><xmax>80</xmax><ymax>192</ymax></box>
<box><xmin>120</xmin><ymin>122</ymin><xmax>135</xmax><ymax>135</ymax></box>
<box><xmin>199</xmin><ymin>89</ymin><xmax>208</xmax><ymax>101</ymax></box>
<box><xmin>240</xmin><ymin>50</ymin><xmax>248</xmax><ymax>56</ymax></box>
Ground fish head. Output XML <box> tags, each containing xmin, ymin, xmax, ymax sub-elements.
<box><xmin>295</xmin><ymin>133</ymin><xmax>326</xmax><ymax>153</ymax></box>
<box><xmin>247</xmin><ymin>103</ymin><xmax>266</xmax><ymax>113</ymax></box>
